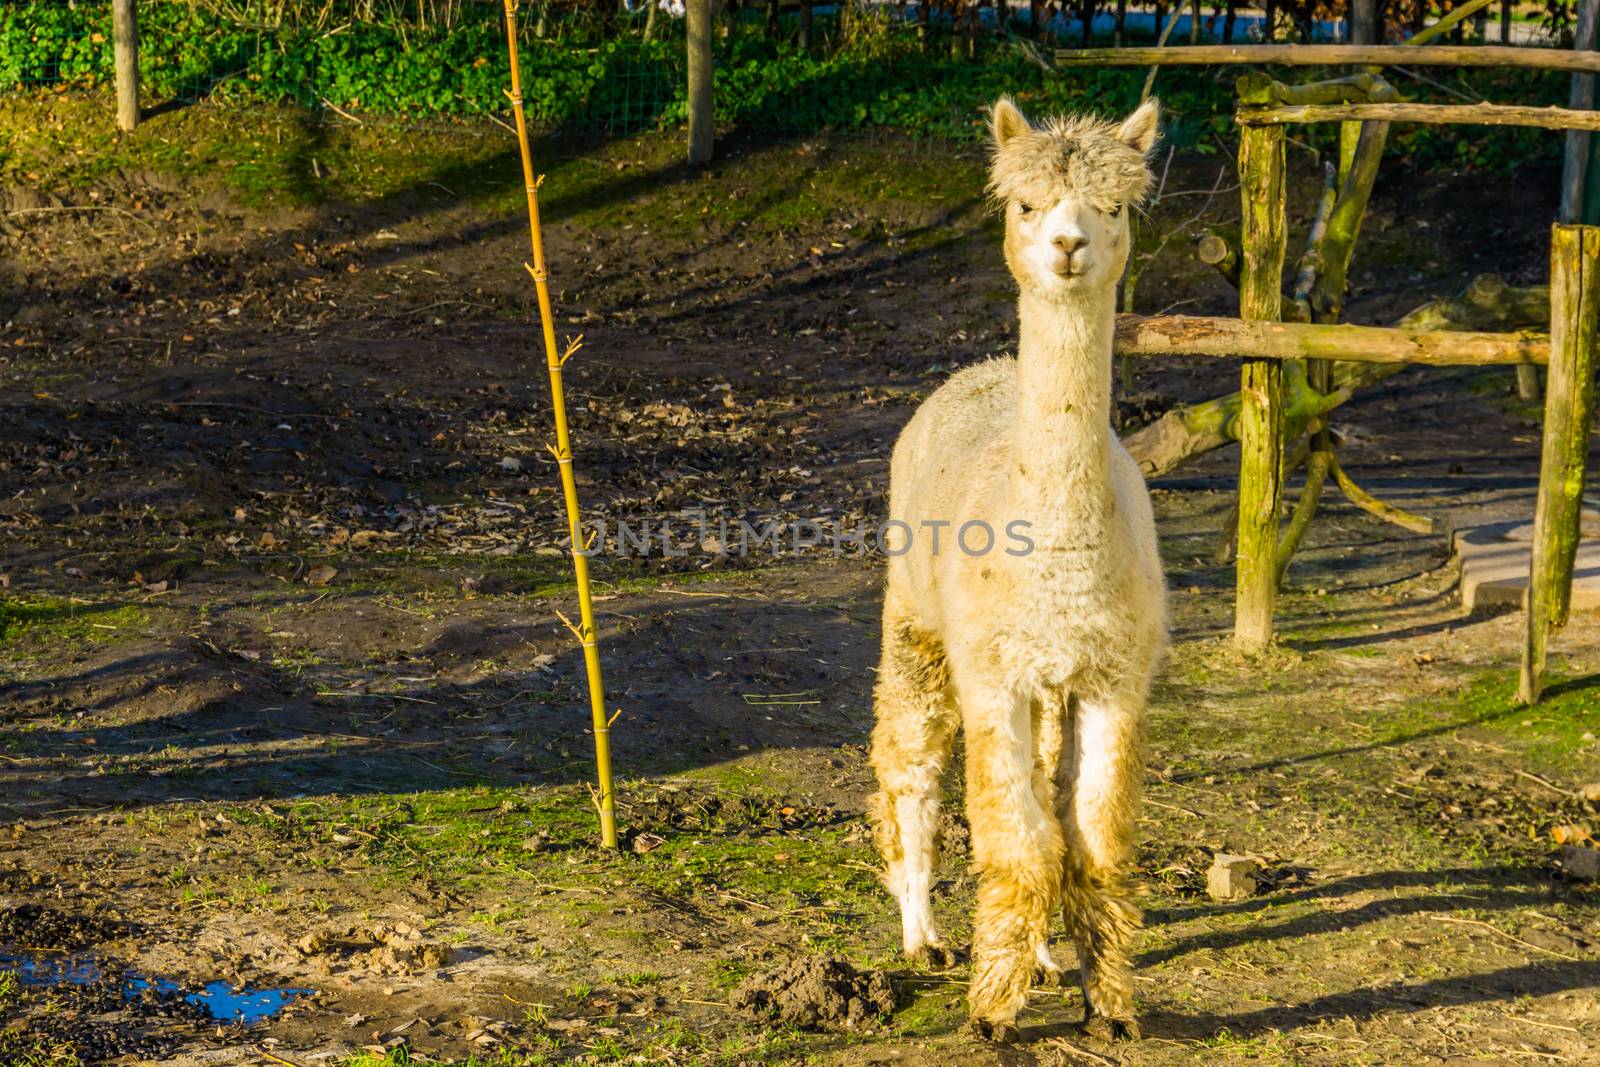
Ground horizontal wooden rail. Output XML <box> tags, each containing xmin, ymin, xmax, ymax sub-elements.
<box><xmin>1236</xmin><ymin>100</ymin><xmax>1600</xmax><ymax>131</ymax></box>
<box><xmin>1113</xmin><ymin>314</ymin><xmax>1549</xmax><ymax>365</ymax></box>
<box><xmin>1052</xmin><ymin>44</ymin><xmax>1600</xmax><ymax>76</ymax></box>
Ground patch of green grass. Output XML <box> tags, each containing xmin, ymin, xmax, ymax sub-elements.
<box><xmin>0</xmin><ymin>596</ymin><xmax>145</xmax><ymax>646</ymax></box>
<box><xmin>0</xmin><ymin>94</ymin><xmax>513</xmax><ymax>208</ymax></box>
<box><xmin>1371</xmin><ymin>670</ymin><xmax>1600</xmax><ymax>773</ymax></box>
<box><xmin>335</xmin><ymin>1048</ymin><xmax>550</xmax><ymax>1067</ymax></box>
<box><xmin>709</xmin><ymin>958</ymin><xmax>754</xmax><ymax>990</ymax></box>
<box><xmin>0</xmin><ymin>1027</ymin><xmax>81</xmax><ymax>1067</ymax></box>
<box><xmin>608</xmin><ymin>968</ymin><xmax>663</xmax><ymax>988</ymax></box>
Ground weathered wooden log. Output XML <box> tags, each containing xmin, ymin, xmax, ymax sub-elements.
<box><xmin>1521</xmin><ymin>224</ymin><xmax>1600</xmax><ymax>704</ymax></box>
<box><xmin>1308</xmin><ymin>120</ymin><xmax>1390</xmax><ymax>321</ymax></box>
<box><xmin>1113</xmin><ymin>314</ymin><xmax>1550</xmax><ymax>365</ymax></box>
<box><xmin>1327</xmin><ymin>452</ymin><xmax>1435</xmax><ymax>533</ymax></box>
<box><xmin>1052</xmin><ymin>43</ymin><xmax>1600</xmax><ymax>76</ymax></box>
<box><xmin>1235</xmin><ymin>72</ymin><xmax>1400</xmax><ymax>108</ymax></box>
<box><xmin>1289</xmin><ymin>163</ymin><xmax>1339</xmax><ymax>323</ymax></box>
<box><xmin>1119</xmin><ymin>275</ymin><xmax>1550</xmax><ymax>478</ymax></box>
<box><xmin>1235</xmin><ymin>123</ymin><xmax>1288</xmax><ymax>651</ymax></box>
<box><xmin>1196</xmin><ymin>229</ymin><xmax>1241</xmax><ymax>288</ymax></box>
<box><xmin>1237</xmin><ymin>101</ymin><xmax>1600</xmax><ymax>131</ymax></box>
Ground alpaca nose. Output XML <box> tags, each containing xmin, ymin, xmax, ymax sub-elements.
<box><xmin>1052</xmin><ymin>234</ymin><xmax>1087</xmax><ymax>257</ymax></box>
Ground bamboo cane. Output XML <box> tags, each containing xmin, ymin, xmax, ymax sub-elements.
<box><xmin>500</xmin><ymin>0</ymin><xmax>618</xmax><ymax>848</ymax></box>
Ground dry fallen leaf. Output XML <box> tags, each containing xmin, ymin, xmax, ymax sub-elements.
<box><xmin>1551</xmin><ymin>823</ymin><xmax>1593</xmax><ymax>846</ymax></box>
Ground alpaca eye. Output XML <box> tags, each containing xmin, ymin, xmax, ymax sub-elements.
<box><xmin>1108</xmin><ymin>203</ymin><xmax>1123</xmax><ymax>218</ymax></box>
<box><xmin>1017</xmin><ymin>202</ymin><xmax>1033</xmax><ymax>216</ymax></box>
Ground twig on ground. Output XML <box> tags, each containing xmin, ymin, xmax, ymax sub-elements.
<box><xmin>319</xmin><ymin>98</ymin><xmax>365</xmax><ymax>124</ymax></box>
<box><xmin>1143</xmin><ymin>797</ymin><xmax>1207</xmax><ymax>818</ymax></box>
<box><xmin>1515</xmin><ymin>768</ymin><xmax>1573</xmax><ymax>797</ymax></box>
<box><xmin>1426</xmin><ymin>914</ymin><xmax>1581</xmax><ymax>961</ymax></box>
<box><xmin>1043</xmin><ymin>1037</ymin><xmax>1118</xmax><ymax>1066</ymax></box>
<box><xmin>255</xmin><ymin>1047</ymin><xmax>310</xmax><ymax>1067</ymax></box>
<box><xmin>1511</xmin><ymin>1015</ymin><xmax>1583</xmax><ymax>1034</ymax></box>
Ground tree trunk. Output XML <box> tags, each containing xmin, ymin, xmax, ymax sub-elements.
<box><xmin>113</xmin><ymin>0</ymin><xmax>139</xmax><ymax>132</ymax></box>
<box><xmin>687</xmin><ymin>0</ymin><xmax>714</xmax><ymax>164</ymax></box>
<box><xmin>1349</xmin><ymin>0</ymin><xmax>1377</xmax><ymax>43</ymax></box>
<box><xmin>1222</xmin><ymin>0</ymin><xmax>1236</xmax><ymax>43</ymax></box>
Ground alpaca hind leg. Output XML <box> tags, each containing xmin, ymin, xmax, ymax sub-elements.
<box><xmin>1062</xmin><ymin>692</ymin><xmax>1145</xmax><ymax>1042</ymax></box>
<box><xmin>867</xmin><ymin>617</ymin><xmax>958</xmax><ymax>966</ymax></box>
<box><xmin>1030</xmin><ymin>691</ymin><xmax>1070</xmax><ymax>990</ymax></box>
<box><xmin>962</xmin><ymin>684</ymin><xmax>1064</xmax><ymax>1041</ymax></box>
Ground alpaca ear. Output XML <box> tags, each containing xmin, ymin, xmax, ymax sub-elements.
<box><xmin>992</xmin><ymin>97</ymin><xmax>1030</xmax><ymax>147</ymax></box>
<box><xmin>1116</xmin><ymin>99</ymin><xmax>1161</xmax><ymax>155</ymax></box>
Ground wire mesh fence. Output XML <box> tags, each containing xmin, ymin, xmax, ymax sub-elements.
<box><xmin>0</xmin><ymin>0</ymin><xmax>1586</xmax><ymax>151</ymax></box>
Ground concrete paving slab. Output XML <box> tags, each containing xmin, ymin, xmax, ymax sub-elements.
<box><xmin>1454</xmin><ymin>508</ymin><xmax>1600</xmax><ymax>614</ymax></box>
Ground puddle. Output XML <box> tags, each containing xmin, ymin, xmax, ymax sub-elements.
<box><xmin>3</xmin><ymin>951</ymin><xmax>313</xmax><ymax>1024</ymax></box>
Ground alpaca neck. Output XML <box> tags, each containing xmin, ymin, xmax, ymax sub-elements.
<box><xmin>1010</xmin><ymin>284</ymin><xmax>1117</xmax><ymax>520</ymax></box>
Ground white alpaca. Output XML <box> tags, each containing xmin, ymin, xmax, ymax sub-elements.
<box><xmin>867</xmin><ymin>97</ymin><xmax>1167</xmax><ymax>1043</ymax></box>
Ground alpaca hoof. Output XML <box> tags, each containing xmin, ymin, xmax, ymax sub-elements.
<box><xmin>1082</xmin><ymin>1014</ymin><xmax>1141</xmax><ymax>1043</ymax></box>
<box><xmin>909</xmin><ymin>942</ymin><xmax>960</xmax><ymax>969</ymax></box>
<box><xmin>969</xmin><ymin>1017</ymin><xmax>1019</xmax><ymax>1044</ymax></box>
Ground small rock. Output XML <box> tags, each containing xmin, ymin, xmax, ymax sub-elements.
<box><xmin>498</xmin><ymin>456</ymin><xmax>523</xmax><ymax>472</ymax></box>
<box><xmin>305</xmin><ymin>564</ymin><xmax>338</xmax><ymax>586</ymax></box>
<box><xmin>1559</xmin><ymin>845</ymin><xmax>1600</xmax><ymax>881</ymax></box>
<box><xmin>1206</xmin><ymin>854</ymin><xmax>1257</xmax><ymax>901</ymax></box>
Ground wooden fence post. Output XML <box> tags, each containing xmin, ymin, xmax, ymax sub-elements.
<box><xmin>1234</xmin><ymin>122</ymin><xmax>1287</xmax><ymax>652</ymax></box>
<box><xmin>686</xmin><ymin>0</ymin><xmax>714</xmax><ymax>165</ymax></box>
<box><xmin>112</xmin><ymin>0</ymin><xmax>139</xmax><ymax>132</ymax></box>
<box><xmin>1520</xmin><ymin>223</ymin><xmax>1600</xmax><ymax>704</ymax></box>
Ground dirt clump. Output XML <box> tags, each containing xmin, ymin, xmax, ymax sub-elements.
<box><xmin>294</xmin><ymin>922</ymin><xmax>452</xmax><ymax>975</ymax></box>
<box><xmin>730</xmin><ymin>955</ymin><xmax>897</xmax><ymax>1031</ymax></box>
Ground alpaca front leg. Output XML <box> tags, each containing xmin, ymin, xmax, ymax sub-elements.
<box><xmin>868</xmin><ymin>621</ymin><xmax>959</xmax><ymax>967</ymax></box>
<box><xmin>1063</xmin><ymin>692</ymin><xmax>1145</xmax><ymax>1042</ymax></box>
<box><xmin>963</xmin><ymin>686</ymin><xmax>1065</xmax><ymax>1042</ymax></box>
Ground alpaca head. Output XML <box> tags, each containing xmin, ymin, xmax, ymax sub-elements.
<box><xmin>988</xmin><ymin>97</ymin><xmax>1160</xmax><ymax>299</ymax></box>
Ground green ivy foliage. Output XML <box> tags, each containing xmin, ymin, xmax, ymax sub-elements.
<box><xmin>0</xmin><ymin>2</ymin><xmax>1570</xmax><ymax>170</ymax></box>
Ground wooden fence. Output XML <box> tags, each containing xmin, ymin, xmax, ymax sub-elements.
<box><xmin>1054</xmin><ymin>42</ymin><xmax>1599</xmax><ymax>702</ymax></box>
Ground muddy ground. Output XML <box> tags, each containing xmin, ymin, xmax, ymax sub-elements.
<box><xmin>2</xmin><ymin>93</ymin><xmax>1599</xmax><ymax>1066</ymax></box>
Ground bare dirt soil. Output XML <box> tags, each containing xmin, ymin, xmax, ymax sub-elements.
<box><xmin>3</xmin><ymin>95</ymin><xmax>1599</xmax><ymax>1066</ymax></box>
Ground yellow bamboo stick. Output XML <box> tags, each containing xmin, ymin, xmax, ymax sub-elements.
<box><xmin>500</xmin><ymin>0</ymin><xmax>618</xmax><ymax>848</ymax></box>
